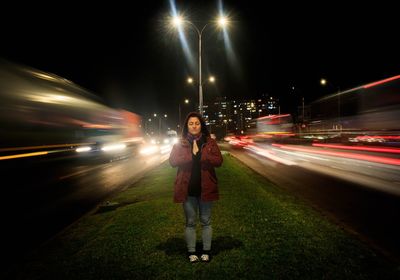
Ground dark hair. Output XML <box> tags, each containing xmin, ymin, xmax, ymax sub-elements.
<box><xmin>182</xmin><ymin>111</ymin><xmax>210</xmax><ymax>138</ymax></box>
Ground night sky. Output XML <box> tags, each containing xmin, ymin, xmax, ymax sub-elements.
<box><xmin>1</xmin><ymin>1</ymin><xmax>399</xmax><ymax>125</ymax></box>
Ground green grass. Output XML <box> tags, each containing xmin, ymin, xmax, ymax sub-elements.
<box><xmin>11</xmin><ymin>154</ymin><xmax>400</xmax><ymax>279</ymax></box>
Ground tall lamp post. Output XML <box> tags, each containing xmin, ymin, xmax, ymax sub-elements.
<box><xmin>187</xmin><ymin>75</ymin><xmax>215</xmax><ymax>108</ymax></box>
<box><xmin>153</xmin><ymin>113</ymin><xmax>168</xmax><ymax>138</ymax></box>
<box><xmin>178</xmin><ymin>98</ymin><xmax>189</xmax><ymax>133</ymax></box>
<box><xmin>320</xmin><ymin>78</ymin><xmax>341</xmax><ymax>130</ymax></box>
<box><xmin>172</xmin><ymin>15</ymin><xmax>228</xmax><ymax>115</ymax></box>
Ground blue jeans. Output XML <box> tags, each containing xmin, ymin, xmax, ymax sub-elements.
<box><xmin>183</xmin><ymin>196</ymin><xmax>213</xmax><ymax>253</ymax></box>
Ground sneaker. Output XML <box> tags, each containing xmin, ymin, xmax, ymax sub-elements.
<box><xmin>188</xmin><ymin>254</ymin><xmax>199</xmax><ymax>263</ymax></box>
<box><xmin>200</xmin><ymin>253</ymin><xmax>210</xmax><ymax>262</ymax></box>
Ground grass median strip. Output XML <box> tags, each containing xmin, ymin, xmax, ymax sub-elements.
<box><xmin>14</xmin><ymin>154</ymin><xmax>400</xmax><ymax>279</ymax></box>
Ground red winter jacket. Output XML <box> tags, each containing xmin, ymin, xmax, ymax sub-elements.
<box><xmin>169</xmin><ymin>137</ymin><xmax>223</xmax><ymax>203</ymax></box>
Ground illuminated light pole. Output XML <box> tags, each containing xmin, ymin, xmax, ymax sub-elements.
<box><xmin>320</xmin><ymin>78</ymin><xmax>341</xmax><ymax>130</ymax></box>
<box><xmin>178</xmin><ymin>98</ymin><xmax>189</xmax><ymax>133</ymax></box>
<box><xmin>223</xmin><ymin>119</ymin><xmax>228</xmax><ymax>136</ymax></box>
<box><xmin>153</xmin><ymin>113</ymin><xmax>167</xmax><ymax>138</ymax></box>
<box><xmin>172</xmin><ymin>15</ymin><xmax>228</xmax><ymax>115</ymax></box>
<box><xmin>187</xmin><ymin>75</ymin><xmax>214</xmax><ymax>126</ymax></box>
<box><xmin>153</xmin><ymin>113</ymin><xmax>160</xmax><ymax>138</ymax></box>
<box><xmin>162</xmin><ymin>114</ymin><xmax>167</xmax><ymax>137</ymax></box>
<box><xmin>145</xmin><ymin>118</ymin><xmax>152</xmax><ymax>135</ymax></box>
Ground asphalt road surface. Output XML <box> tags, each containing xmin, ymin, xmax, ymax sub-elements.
<box><xmin>2</xmin><ymin>147</ymin><xmax>169</xmax><ymax>267</ymax></box>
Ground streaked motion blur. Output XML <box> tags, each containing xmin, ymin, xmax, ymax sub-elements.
<box><xmin>0</xmin><ymin>58</ymin><xmax>146</xmax><ymax>160</ymax></box>
<box><xmin>226</xmin><ymin>74</ymin><xmax>400</xmax><ymax>196</ymax></box>
<box><xmin>0</xmin><ymin>58</ymin><xmax>173</xmax><ymax>264</ymax></box>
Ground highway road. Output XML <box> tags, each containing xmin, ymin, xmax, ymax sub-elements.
<box><xmin>222</xmin><ymin>142</ymin><xmax>400</xmax><ymax>263</ymax></box>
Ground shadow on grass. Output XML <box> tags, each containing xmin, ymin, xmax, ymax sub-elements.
<box><xmin>156</xmin><ymin>236</ymin><xmax>243</xmax><ymax>256</ymax></box>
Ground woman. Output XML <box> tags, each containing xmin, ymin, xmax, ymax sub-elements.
<box><xmin>169</xmin><ymin>112</ymin><xmax>223</xmax><ymax>263</ymax></box>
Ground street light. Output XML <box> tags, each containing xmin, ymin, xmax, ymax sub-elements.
<box><xmin>145</xmin><ymin>118</ymin><xmax>152</xmax><ymax>135</ymax></box>
<box><xmin>178</xmin><ymin>98</ymin><xmax>190</xmax><ymax>133</ymax></box>
<box><xmin>172</xmin><ymin>15</ymin><xmax>228</xmax><ymax>115</ymax></box>
<box><xmin>187</xmin><ymin>75</ymin><xmax>215</xmax><ymax>85</ymax></box>
<box><xmin>320</xmin><ymin>78</ymin><xmax>341</xmax><ymax>130</ymax></box>
<box><xmin>153</xmin><ymin>113</ymin><xmax>168</xmax><ymax>138</ymax></box>
<box><xmin>223</xmin><ymin>119</ymin><xmax>228</xmax><ymax>136</ymax></box>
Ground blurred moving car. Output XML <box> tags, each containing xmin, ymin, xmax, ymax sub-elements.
<box><xmin>0</xmin><ymin>58</ymin><xmax>143</xmax><ymax>160</ymax></box>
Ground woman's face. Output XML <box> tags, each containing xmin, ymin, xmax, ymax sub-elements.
<box><xmin>187</xmin><ymin>117</ymin><xmax>201</xmax><ymax>136</ymax></box>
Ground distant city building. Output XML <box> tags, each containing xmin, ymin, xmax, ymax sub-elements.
<box><xmin>203</xmin><ymin>94</ymin><xmax>280</xmax><ymax>138</ymax></box>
